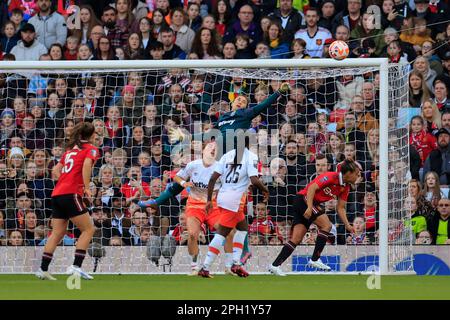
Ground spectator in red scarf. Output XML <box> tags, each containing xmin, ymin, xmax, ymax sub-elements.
<box><xmin>409</xmin><ymin>115</ymin><xmax>437</xmax><ymax>165</ymax></box>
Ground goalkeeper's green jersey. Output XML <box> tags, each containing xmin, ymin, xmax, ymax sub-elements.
<box><xmin>214</xmin><ymin>91</ymin><xmax>280</xmax><ymax>151</ymax></box>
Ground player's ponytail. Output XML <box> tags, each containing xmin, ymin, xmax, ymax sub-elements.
<box><xmin>67</xmin><ymin>122</ymin><xmax>95</xmax><ymax>150</ymax></box>
<box><xmin>340</xmin><ymin>159</ymin><xmax>359</xmax><ymax>175</ymax></box>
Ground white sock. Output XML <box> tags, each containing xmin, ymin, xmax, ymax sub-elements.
<box><xmin>225</xmin><ymin>253</ymin><xmax>233</xmax><ymax>268</ymax></box>
<box><xmin>232</xmin><ymin>230</ymin><xmax>247</xmax><ymax>265</ymax></box>
<box><xmin>203</xmin><ymin>234</ymin><xmax>225</xmax><ymax>271</ymax></box>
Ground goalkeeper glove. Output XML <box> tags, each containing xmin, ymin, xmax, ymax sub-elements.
<box><xmin>278</xmin><ymin>82</ymin><xmax>290</xmax><ymax>94</ymax></box>
<box><xmin>168</xmin><ymin>127</ymin><xmax>186</xmax><ymax>144</ymax></box>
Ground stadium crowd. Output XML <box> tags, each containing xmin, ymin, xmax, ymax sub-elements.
<box><xmin>0</xmin><ymin>0</ymin><xmax>450</xmax><ymax>249</ymax></box>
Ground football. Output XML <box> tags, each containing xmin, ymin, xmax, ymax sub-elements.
<box><xmin>329</xmin><ymin>40</ymin><xmax>350</xmax><ymax>60</ymax></box>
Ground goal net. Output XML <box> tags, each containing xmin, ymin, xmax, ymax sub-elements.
<box><xmin>0</xmin><ymin>59</ymin><xmax>412</xmax><ymax>274</ymax></box>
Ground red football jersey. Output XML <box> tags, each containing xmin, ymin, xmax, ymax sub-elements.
<box><xmin>52</xmin><ymin>143</ymin><xmax>99</xmax><ymax>197</ymax></box>
<box><xmin>299</xmin><ymin>172</ymin><xmax>350</xmax><ymax>203</ymax></box>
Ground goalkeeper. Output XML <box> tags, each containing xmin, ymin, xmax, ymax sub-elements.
<box><xmin>138</xmin><ymin>82</ymin><xmax>290</xmax><ymax>259</ymax></box>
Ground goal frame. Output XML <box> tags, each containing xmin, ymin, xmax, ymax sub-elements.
<box><xmin>0</xmin><ymin>58</ymin><xmax>395</xmax><ymax>275</ymax></box>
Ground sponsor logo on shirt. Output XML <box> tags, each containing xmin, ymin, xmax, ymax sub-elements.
<box><xmin>218</xmin><ymin>119</ymin><xmax>236</xmax><ymax>127</ymax></box>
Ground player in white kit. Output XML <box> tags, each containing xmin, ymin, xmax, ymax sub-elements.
<box><xmin>174</xmin><ymin>141</ymin><xmax>236</xmax><ymax>275</ymax></box>
<box><xmin>198</xmin><ymin>144</ymin><xmax>269</xmax><ymax>278</ymax></box>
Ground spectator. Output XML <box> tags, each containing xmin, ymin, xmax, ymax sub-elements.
<box><xmin>10</xmin><ymin>23</ymin><xmax>47</xmax><ymax>61</ymax></box>
<box><xmin>409</xmin><ymin>114</ymin><xmax>438</xmax><ymax>166</ymax></box>
<box><xmin>128</xmin><ymin>209</ymin><xmax>151</xmax><ymax>246</ymax></box>
<box><xmin>137</xmin><ymin>17</ymin><xmax>153</xmax><ymax>55</ymax></box>
<box><xmin>110</xmin><ymin>192</ymin><xmax>132</xmax><ymax>243</ymax></box>
<box><xmin>159</xmin><ymin>27</ymin><xmax>186</xmax><ymax>60</ymax></box>
<box><xmin>442</xmin><ymin>110</ymin><xmax>450</xmax><ymax>130</ymax></box>
<box><xmin>350</xmin><ymin>12</ymin><xmax>385</xmax><ymax>57</ymax></box>
<box><xmin>331</xmin><ymin>0</ymin><xmax>362</xmax><ymax>33</ymax></box>
<box><xmin>28</xmin><ymin>0</ymin><xmax>67</xmax><ymax>49</ymax></box>
<box><xmin>212</xmin><ymin>0</ymin><xmax>232</xmax><ymax>37</ymax></box>
<box><xmin>169</xmin><ymin>8</ymin><xmax>195</xmax><ymax>54</ymax></box>
<box><xmin>423</xmin><ymin>171</ymin><xmax>445</xmax><ymax>208</ymax></box>
<box><xmin>327</xmin><ymin>132</ymin><xmax>345</xmax><ymax>168</ymax></box>
<box><xmin>94</xmin><ymin>36</ymin><xmax>117</xmax><ymax>60</ymax></box>
<box><xmin>421</xmin><ymin>99</ymin><xmax>441</xmax><ymax>134</ymax></box>
<box><xmin>171</xmin><ymin>211</ymin><xmax>206</xmax><ymax>245</ymax></box>
<box><xmin>149</xmin><ymin>8</ymin><xmax>169</xmax><ymax>40</ymax></box>
<box><xmin>102</xmin><ymin>5</ymin><xmax>128</xmax><ymax>49</ymax></box>
<box><xmin>268</xmin><ymin>0</ymin><xmax>303</xmax><ymax>43</ymax></box>
<box><xmin>428</xmin><ymin>197</ymin><xmax>450</xmax><ymax>244</ymax></box>
<box><xmin>413</xmin><ymin>56</ymin><xmax>437</xmax><ymax>91</ymax></box>
<box><xmin>69</xmin><ymin>4</ymin><xmax>101</xmax><ymax>45</ymax></box>
<box><xmin>264</xmin><ymin>20</ymin><xmax>290</xmax><ymax>59</ymax></box>
<box><xmin>249</xmin><ymin>202</ymin><xmax>282</xmax><ymax>243</ymax></box>
<box><xmin>186</xmin><ymin>3</ymin><xmax>202</xmax><ymax>32</ymax></box>
<box><xmin>190</xmin><ymin>27</ymin><xmax>221</xmax><ymax>59</ymax></box>
<box><xmin>337</xmin><ymin>112</ymin><xmax>366</xmax><ymax>153</ymax></box>
<box><xmin>346</xmin><ymin>216</ymin><xmax>372</xmax><ymax>244</ymax></box>
<box><xmin>423</xmin><ymin>127</ymin><xmax>450</xmax><ymax>185</ymax></box>
<box><xmin>48</xmin><ymin>43</ymin><xmax>64</xmax><ymax>60</ymax></box>
<box><xmin>409</xmin><ymin>70</ymin><xmax>431</xmax><ymax>108</ymax></box>
<box><xmin>222</xmin><ymin>4</ymin><xmax>262</xmax><ymax>50</ymax></box>
<box><xmin>416</xmin><ymin>230</ymin><xmax>433</xmax><ymax>244</ymax></box>
<box><xmin>433</xmin><ymin>79</ymin><xmax>450</xmax><ymax>112</ymax></box>
<box><xmin>94</xmin><ymin>164</ymin><xmax>120</xmax><ymax>208</ymax></box>
<box><xmin>91</xmin><ymin>207</ymin><xmax>112</xmax><ymax>246</ymax></box>
<box><xmin>7</xmin><ymin>229</ymin><xmax>24</xmax><ymax>246</ymax></box>
<box><xmin>294</xmin><ymin>7</ymin><xmax>331</xmax><ymax>58</ymax></box>
<box><xmin>336</xmin><ymin>95</ymin><xmax>378</xmax><ymax>134</ymax></box>
<box><xmin>111</xmin><ymin>147</ymin><xmax>129</xmax><ymax>185</ymax></box>
<box><xmin>124</xmin><ymin>32</ymin><xmax>145</xmax><ymax>59</ymax></box>
<box><xmin>267</xmin><ymin>157</ymin><xmax>295</xmax><ymax>226</ymax></box>
<box><xmin>1</xmin><ymin>21</ymin><xmax>20</xmax><ymax>54</ymax></box>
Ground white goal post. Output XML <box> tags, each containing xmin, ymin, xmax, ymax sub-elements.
<box><xmin>0</xmin><ymin>58</ymin><xmax>412</xmax><ymax>275</ymax></box>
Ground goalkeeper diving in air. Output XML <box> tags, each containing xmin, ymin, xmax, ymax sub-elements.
<box><xmin>138</xmin><ymin>81</ymin><xmax>291</xmax><ymax>265</ymax></box>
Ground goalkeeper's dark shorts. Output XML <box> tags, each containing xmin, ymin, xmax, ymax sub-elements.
<box><xmin>292</xmin><ymin>194</ymin><xmax>325</xmax><ymax>229</ymax></box>
<box><xmin>52</xmin><ymin>194</ymin><xmax>88</xmax><ymax>219</ymax></box>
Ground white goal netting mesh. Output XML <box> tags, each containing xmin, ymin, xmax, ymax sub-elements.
<box><xmin>0</xmin><ymin>63</ymin><xmax>411</xmax><ymax>274</ymax></box>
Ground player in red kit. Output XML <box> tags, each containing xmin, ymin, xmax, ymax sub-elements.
<box><xmin>269</xmin><ymin>159</ymin><xmax>359</xmax><ymax>276</ymax></box>
<box><xmin>36</xmin><ymin>122</ymin><xmax>99</xmax><ymax>281</ymax></box>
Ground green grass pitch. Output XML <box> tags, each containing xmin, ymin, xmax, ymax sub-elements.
<box><xmin>1</xmin><ymin>274</ymin><xmax>450</xmax><ymax>300</ymax></box>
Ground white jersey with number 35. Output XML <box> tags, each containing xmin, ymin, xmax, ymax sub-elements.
<box><xmin>215</xmin><ymin>148</ymin><xmax>259</xmax><ymax>212</ymax></box>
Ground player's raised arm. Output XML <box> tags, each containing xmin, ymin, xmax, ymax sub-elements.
<box><xmin>246</xmin><ymin>82</ymin><xmax>290</xmax><ymax>119</ymax></box>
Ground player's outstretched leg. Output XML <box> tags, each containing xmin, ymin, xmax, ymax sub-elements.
<box><xmin>138</xmin><ymin>183</ymin><xmax>184</xmax><ymax>208</ymax></box>
<box><xmin>67</xmin><ymin>213</ymin><xmax>96</xmax><ymax>280</ymax></box>
<box><xmin>307</xmin><ymin>215</ymin><xmax>332</xmax><ymax>271</ymax></box>
<box><xmin>36</xmin><ymin>219</ymin><xmax>69</xmax><ymax>280</ymax></box>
